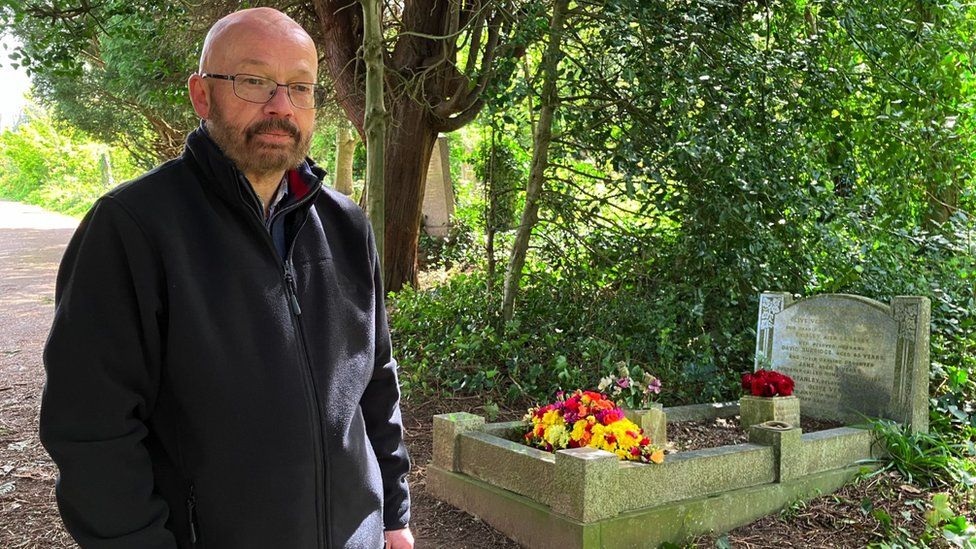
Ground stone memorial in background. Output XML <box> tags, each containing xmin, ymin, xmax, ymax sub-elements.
<box><xmin>421</xmin><ymin>135</ymin><xmax>455</xmax><ymax>239</ymax></box>
<box><xmin>755</xmin><ymin>292</ymin><xmax>930</xmax><ymax>432</ymax></box>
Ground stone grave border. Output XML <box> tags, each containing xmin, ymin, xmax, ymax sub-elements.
<box><xmin>429</xmin><ymin>404</ymin><xmax>881</xmax><ymax>549</ymax></box>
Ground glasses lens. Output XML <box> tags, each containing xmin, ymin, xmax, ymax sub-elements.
<box><xmin>233</xmin><ymin>75</ymin><xmax>276</xmax><ymax>103</ymax></box>
<box><xmin>287</xmin><ymin>83</ymin><xmax>325</xmax><ymax>109</ymax></box>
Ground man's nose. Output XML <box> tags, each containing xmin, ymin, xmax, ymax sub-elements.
<box><xmin>264</xmin><ymin>85</ymin><xmax>295</xmax><ymax>117</ymax></box>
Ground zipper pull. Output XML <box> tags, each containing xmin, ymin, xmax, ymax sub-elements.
<box><xmin>187</xmin><ymin>486</ymin><xmax>199</xmax><ymax>544</ymax></box>
<box><xmin>284</xmin><ymin>261</ymin><xmax>302</xmax><ymax>316</ymax></box>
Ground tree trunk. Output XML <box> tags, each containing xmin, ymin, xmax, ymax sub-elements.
<box><xmin>361</xmin><ymin>0</ymin><xmax>386</xmax><ymax>262</ymax></box>
<box><xmin>501</xmin><ymin>0</ymin><xmax>569</xmax><ymax>323</ymax></box>
<box><xmin>333</xmin><ymin>123</ymin><xmax>357</xmax><ymax>195</ymax></box>
<box><xmin>383</xmin><ymin>98</ymin><xmax>438</xmax><ymax>291</ymax></box>
<box><xmin>314</xmin><ymin>0</ymin><xmax>526</xmax><ymax>291</ymax></box>
<box><xmin>485</xmin><ymin>124</ymin><xmax>498</xmax><ymax>294</ymax></box>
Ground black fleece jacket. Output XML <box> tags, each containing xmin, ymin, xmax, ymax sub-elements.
<box><xmin>39</xmin><ymin>127</ymin><xmax>411</xmax><ymax>549</ymax></box>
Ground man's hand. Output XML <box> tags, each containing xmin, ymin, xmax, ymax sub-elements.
<box><xmin>384</xmin><ymin>527</ymin><xmax>415</xmax><ymax>549</ymax></box>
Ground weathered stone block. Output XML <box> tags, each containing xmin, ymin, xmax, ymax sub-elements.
<box><xmin>616</xmin><ymin>443</ymin><xmax>776</xmax><ymax>512</ymax></box>
<box><xmin>458</xmin><ymin>431</ymin><xmax>556</xmax><ymax>506</ymax></box>
<box><xmin>624</xmin><ymin>403</ymin><xmax>667</xmax><ymax>446</ymax></box>
<box><xmin>551</xmin><ymin>447</ymin><xmax>620</xmax><ymax>522</ymax></box>
<box><xmin>798</xmin><ymin>427</ymin><xmax>879</xmax><ymax>476</ymax></box>
<box><xmin>749</xmin><ymin>421</ymin><xmax>803</xmax><ymax>482</ymax></box>
<box><xmin>432</xmin><ymin>412</ymin><xmax>485</xmax><ymax>471</ymax></box>
<box><xmin>739</xmin><ymin>395</ymin><xmax>800</xmax><ymax>430</ymax></box>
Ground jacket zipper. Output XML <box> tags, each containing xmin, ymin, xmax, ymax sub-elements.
<box><xmin>187</xmin><ymin>483</ymin><xmax>199</xmax><ymax>545</ymax></box>
<box><xmin>236</xmin><ymin>177</ymin><xmax>331</xmax><ymax>548</ymax></box>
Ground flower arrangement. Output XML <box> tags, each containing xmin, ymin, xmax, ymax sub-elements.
<box><xmin>597</xmin><ymin>362</ymin><xmax>662</xmax><ymax>410</ymax></box>
<box><xmin>523</xmin><ymin>390</ymin><xmax>665</xmax><ymax>464</ymax></box>
<box><xmin>741</xmin><ymin>369</ymin><xmax>795</xmax><ymax>397</ymax></box>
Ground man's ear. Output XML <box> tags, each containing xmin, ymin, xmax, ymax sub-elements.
<box><xmin>188</xmin><ymin>74</ymin><xmax>211</xmax><ymax>119</ymax></box>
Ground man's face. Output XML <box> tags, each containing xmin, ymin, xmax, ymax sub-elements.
<box><xmin>200</xmin><ymin>29</ymin><xmax>317</xmax><ymax>177</ymax></box>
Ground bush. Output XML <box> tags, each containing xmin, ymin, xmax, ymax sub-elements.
<box><xmin>0</xmin><ymin>103</ymin><xmax>140</xmax><ymax>216</ymax></box>
<box><xmin>389</xmin><ymin>267</ymin><xmax>742</xmax><ymax>405</ymax></box>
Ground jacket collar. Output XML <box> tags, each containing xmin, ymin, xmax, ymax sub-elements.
<box><xmin>183</xmin><ymin>122</ymin><xmax>325</xmax><ymax>211</ymax></box>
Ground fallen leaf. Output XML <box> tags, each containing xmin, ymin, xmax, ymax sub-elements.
<box><xmin>0</xmin><ymin>482</ymin><xmax>15</xmax><ymax>495</ymax></box>
<box><xmin>6</xmin><ymin>441</ymin><xmax>29</xmax><ymax>452</ymax></box>
<box><xmin>899</xmin><ymin>484</ymin><xmax>922</xmax><ymax>494</ymax></box>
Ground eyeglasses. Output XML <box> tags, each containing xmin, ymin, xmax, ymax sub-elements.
<box><xmin>201</xmin><ymin>73</ymin><xmax>327</xmax><ymax>109</ymax></box>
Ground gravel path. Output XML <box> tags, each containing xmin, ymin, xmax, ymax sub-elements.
<box><xmin>0</xmin><ymin>201</ymin><xmax>78</xmax><ymax>547</ymax></box>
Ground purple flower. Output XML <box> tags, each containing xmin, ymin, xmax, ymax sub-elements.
<box><xmin>647</xmin><ymin>378</ymin><xmax>662</xmax><ymax>394</ymax></box>
<box><xmin>616</xmin><ymin>377</ymin><xmax>631</xmax><ymax>389</ymax></box>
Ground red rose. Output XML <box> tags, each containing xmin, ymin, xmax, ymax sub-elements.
<box><xmin>745</xmin><ymin>369</ymin><xmax>796</xmax><ymax>397</ymax></box>
<box><xmin>774</xmin><ymin>375</ymin><xmax>794</xmax><ymax>396</ymax></box>
<box><xmin>741</xmin><ymin>372</ymin><xmax>753</xmax><ymax>391</ymax></box>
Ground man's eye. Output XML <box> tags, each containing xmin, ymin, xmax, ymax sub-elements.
<box><xmin>241</xmin><ymin>77</ymin><xmax>267</xmax><ymax>87</ymax></box>
<box><xmin>290</xmin><ymin>83</ymin><xmax>313</xmax><ymax>94</ymax></box>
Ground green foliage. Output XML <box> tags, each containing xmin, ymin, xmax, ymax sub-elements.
<box><xmin>869</xmin><ymin>419</ymin><xmax>976</xmax><ymax>490</ymax></box>
<box><xmin>2</xmin><ymin>1</ymin><xmax>199</xmax><ymax>165</ymax></box>
<box><xmin>0</xmin><ymin>103</ymin><xmax>141</xmax><ymax>216</ymax></box>
<box><xmin>389</xmin><ymin>268</ymin><xmax>739</xmax><ymax>404</ymax></box>
<box><xmin>871</xmin><ymin>492</ymin><xmax>976</xmax><ymax>548</ymax></box>
<box><xmin>472</xmin><ymin>128</ymin><xmax>525</xmax><ymax>233</ymax></box>
<box><xmin>392</xmin><ymin>0</ymin><xmax>976</xmax><ymax>459</ymax></box>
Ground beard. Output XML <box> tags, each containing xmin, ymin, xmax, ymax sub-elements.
<box><xmin>206</xmin><ymin>96</ymin><xmax>313</xmax><ymax>177</ymax></box>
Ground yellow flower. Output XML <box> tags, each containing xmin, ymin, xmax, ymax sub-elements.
<box><xmin>571</xmin><ymin>419</ymin><xmax>587</xmax><ymax>441</ymax></box>
<box><xmin>541</xmin><ymin>409</ymin><xmax>562</xmax><ymax>427</ymax></box>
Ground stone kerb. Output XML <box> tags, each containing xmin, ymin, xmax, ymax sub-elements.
<box><xmin>432</xmin><ymin>412</ymin><xmax>485</xmax><ymax>471</ymax></box>
<box><xmin>749</xmin><ymin>421</ymin><xmax>803</xmax><ymax>482</ymax></box>
<box><xmin>457</xmin><ymin>431</ymin><xmax>557</xmax><ymax>506</ymax></box>
<box><xmin>551</xmin><ymin>447</ymin><xmax>620</xmax><ymax>522</ymax></box>
<box><xmin>614</xmin><ymin>443</ymin><xmax>776</xmax><ymax>513</ymax></box>
<box><xmin>430</xmin><ymin>413</ymin><xmax>882</xmax><ymax>547</ymax></box>
<box><xmin>796</xmin><ymin>427</ymin><xmax>879</xmax><ymax>476</ymax></box>
<box><xmin>755</xmin><ymin>292</ymin><xmax>930</xmax><ymax>432</ymax></box>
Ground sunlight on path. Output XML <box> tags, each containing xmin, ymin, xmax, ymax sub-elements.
<box><xmin>0</xmin><ymin>201</ymin><xmax>79</xmax><ymax>230</ymax></box>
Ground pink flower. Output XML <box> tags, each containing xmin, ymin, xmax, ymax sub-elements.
<box><xmin>647</xmin><ymin>378</ymin><xmax>662</xmax><ymax>394</ymax></box>
<box><xmin>616</xmin><ymin>377</ymin><xmax>631</xmax><ymax>389</ymax></box>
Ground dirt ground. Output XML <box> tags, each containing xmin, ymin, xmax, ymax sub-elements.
<box><xmin>0</xmin><ymin>201</ymin><xmax>959</xmax><ymax>548</ymax></box>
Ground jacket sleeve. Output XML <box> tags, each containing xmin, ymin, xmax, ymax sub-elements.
<box><xmin>39</xmin><ymin>197</ymin><xmax>176</xmax><ymax>548</ymax></box>
<box><xmin>359</xmin><ymin>226</ymin><xmax>411</xmax><ymax>531</ymax></box>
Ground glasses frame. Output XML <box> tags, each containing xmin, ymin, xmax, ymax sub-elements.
<box><xmin>201</xmin><ymin>72</ymin><xmax>325</xmax><ymax>110</ymax></box>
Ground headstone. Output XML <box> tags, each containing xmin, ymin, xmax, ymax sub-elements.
<box><xmin>755</xmin><ymin>293</ymin><xmax>930</xmax><ymax>432</ymax></box>
<box><xmin>422</xmin><ymin>135</ymin><xmax>455</xmax><ymax>239</ymax></box>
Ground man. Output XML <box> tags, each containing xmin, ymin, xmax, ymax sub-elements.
<box><xmin>39</xmin><ymin>8</ymin><xmax>413</xmax><ymax>548</ymax></box>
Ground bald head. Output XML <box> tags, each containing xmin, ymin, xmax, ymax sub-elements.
<box><xmin>198</xmin><ymin>8</ymin><xmax>317</xmax><ymax>75</ymax></box>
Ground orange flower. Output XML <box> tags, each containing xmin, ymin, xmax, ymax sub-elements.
<box><xmin>650</xmin><ymin>449</ymin><xmax>665</xmax><ymax>464</ymax></box>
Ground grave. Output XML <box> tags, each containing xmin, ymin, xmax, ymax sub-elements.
<box><xmin>428</xmin><ymin>291</ymin><xmax>930</xmax><ymax>547</ymax></box>
<box><xmin>755</xmin><ymin>293</ymin><xmax>930</xmax><ymax>432</ymax></box>
<box><xmin>421</xmin><ymin>135</ymin><xmax>454</xmax><ymax>239</ymax></box>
